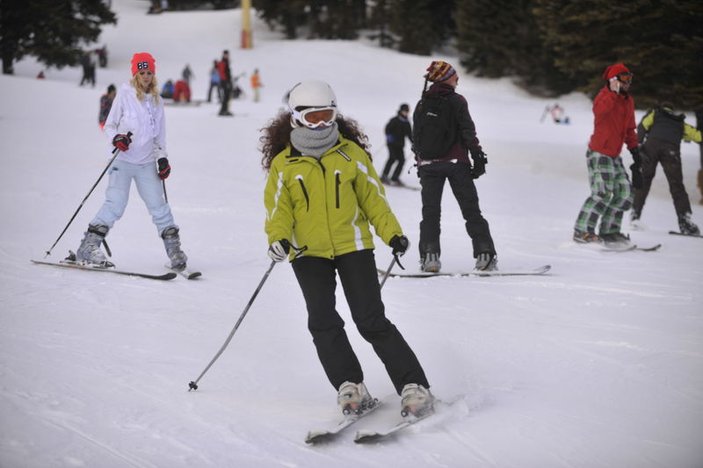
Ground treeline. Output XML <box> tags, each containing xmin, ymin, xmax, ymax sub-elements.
<box><xmin>253</xmin><ymin>0</ymin><xmax>703</xmax><ymax>109</ymax></box>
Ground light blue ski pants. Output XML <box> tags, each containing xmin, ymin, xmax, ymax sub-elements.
<box><xmin>91</xmin><ymin>159</ymin><xmax>176</xmax><ymax>235</ymax></box>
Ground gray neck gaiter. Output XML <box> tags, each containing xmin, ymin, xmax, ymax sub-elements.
<box><xmin>290</xmin><ymin>123</ymin><xmax>339</xmax><ymax>158</ymax></box>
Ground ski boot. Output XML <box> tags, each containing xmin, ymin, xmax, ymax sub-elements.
<box><xmin>573</xmin><ymin>230</ymin><xmax>603</xmax><ymax>244</ymax></box>
<box><xmin>162</xmin><ymin>226</ymin><xmax>188</xmax><ymax>271</ymax></box>
<box><xmin>400</xmin><ymin>383</ymin><xmax>434</xmax><ymax>418</ymax></box>
<box><xmin>75</xmin><ymin>224</ymin><xmax>112</xmax><ymax>267</ymax></box>
<box><xmin>420</xmin><ymin>252</ymin><xmax>441</xmax><ymax>273</ymax></box>
<box><xmin>678</xmin><ymin>213</ymin><xmax>700</xmax><ymax>236</ymax></box>
<box><xmin>474</xmin><ymin>252</ymin><xmax>497</xmax><ymax>271</ymax></box>
<box><xmin>337</xmin><ymin>381</ymin><xmax>377</xmax><ymax>416</ymax></box>
<box><xmin>600</xmin><ymin>232</ymin><xmax>632</xmax><ymax>249</ymax></box>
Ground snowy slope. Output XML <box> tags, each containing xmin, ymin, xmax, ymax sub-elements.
<box><xmin>1</xmin><ymin>1</ymin><xmax>702</xmax><ymax>467</ymax></box>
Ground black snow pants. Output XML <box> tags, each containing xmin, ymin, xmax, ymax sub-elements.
<box><xmin>291</xmin><ymin>249</ymin><xmax>429</xmax><ymax>395</ymax></box>
<box><xmin>418</xmin><ymin>161</ymin><xmax>495</xmax><ymax>258</ymax></box>
<box><xmin>633</xmin><ymin>138</ymin><xmax>692</xmax><ymax>217</ymax></box>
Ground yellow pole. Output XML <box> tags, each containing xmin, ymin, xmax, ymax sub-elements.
<box><xmin>241</xmin><ymin>0</ymin><xmax>252</xmax><ymax>49</ymax></box>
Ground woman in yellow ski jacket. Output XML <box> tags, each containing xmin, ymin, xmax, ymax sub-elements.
<box><xmin>264</xmin><ymin>134</ymin><xmax>402</xmax><ymax>259</ymax></box>
<box><xmin>260</xmin><ymin>80</ymin><xmax>433</xmax><ymax>419</ymax></box>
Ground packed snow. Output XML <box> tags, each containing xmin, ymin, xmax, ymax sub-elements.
<box><xmin>1</xmin><ymin>1</ymin><xmax>702</xmax><ymax>467</ymax></box>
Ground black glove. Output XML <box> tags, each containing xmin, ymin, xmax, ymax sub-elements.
<box><xmin>157</xmin><ymin>157</ymin><xmax>171</xmax><ymax>180</ymax></box>
<box><xmin>470</xmin><ymin>150</ymin><xmax>487</xmax><ymax>179</ymax></box>
<box><xmin>630</xmin><ymin>146</ymin><xmax>641</xmax><ymax>165</ymax></box>
<box><xmin>389</xmin><ymin>235</ymin><xmax>409</xmax><ymax>257</ymax></box>
<box><xmin>630</xmin><ymin>162</ymin><xmax>643</xmax><ymax>189</ymax></box>
<box><xmin>112</xmin><ymin>133</ymin><xmax>132</xmax><ymax>152</ymax></box>
<box><xmin>268</xmin><ymin>239</ymin><xmax>291</xmax><ymax>262</ymax></box>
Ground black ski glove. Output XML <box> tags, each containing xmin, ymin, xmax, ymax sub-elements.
<box><xmin>389</xmin><ymin>235</ymin><xmax>409</xmax><ymax>257</ymax></box>
<box><xmin>470</xmin><ymin>150</ymin><xmax>487</xmax><ymax>179</ymax></box>
<box><xmin>629</xmin><ymin>147</ymin><xmax>643</xmax><ymax>189</ymax></box>
<box><xmin>630</xmin><ymin>146</ymin><xmax>642</xmax><ymax>165</ymax></box>
<box><xmin>630</xmin><ymin>162</ymin><xmax>643</xmax><ymax>189</ymax></box>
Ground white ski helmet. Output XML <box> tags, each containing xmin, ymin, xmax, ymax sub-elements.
<box><xmin>286</xmin><ymin>80</ymin><xmax>338</xmax><ymax>128</ymax></box>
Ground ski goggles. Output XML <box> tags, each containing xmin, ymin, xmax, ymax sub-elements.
<box><xmin>616</xmin><ymin>72</ymin><xmax>633</xmax><ymax>84</ymax></box>
<box><xmin>292</xmin><ymin>106</ymin><xmax>337</xmax><ymax>129</ymax></box>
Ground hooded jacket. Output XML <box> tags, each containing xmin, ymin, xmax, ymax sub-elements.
<box><xmin>264</xmin><ymin>136</ymin><xmax>402</xmax><ymax>260</ymax></box>
<box><xmin>103</xmin><ymin>83</ymin><xmax>167</xmax><ymax>165</ymax></box>
<box><xmin>587</xmin><ymin>85</ymin><xmax>638</xmax><ymax>157</ymax></box>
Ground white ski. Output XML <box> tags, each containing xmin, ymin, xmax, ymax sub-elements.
<box><xmin>377</xmin><ymin>264</ymin><xmax>551</xmax><ymax>278</ymax></box>
<box><xmin>305</xmin><ymin>401</ymin><xmax>381</xmax><ymax>444</ymax></box>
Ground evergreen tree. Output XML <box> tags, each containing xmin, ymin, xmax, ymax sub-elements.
<box><xmin>0</xmin><ymin>0</ymin><xmax>116</xmax><ymax>74</ymax></box>
<box><xmin>367</xmin><ymin>0</ymin><xmax>396</xmax><ymax>48</ymax></box>
<box><xmin>532</xmin><ymin>0</ymin><xmax>703</xmax><ymax>109</ymax></box>
<box><xmin>387</xmin><ymin>0</ymin><xmax>454</xmax><ymax>55</ymax></box>
<box><xmin>455</xmin><ymin>0</ymin><xmax>573</xmax><ymax>96</ymax></box>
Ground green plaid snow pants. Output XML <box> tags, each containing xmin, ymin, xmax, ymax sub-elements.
<box><xmin>574</xmin><ymin>150</ymin><xmax>633</xmax><ymax>235</ymax></box>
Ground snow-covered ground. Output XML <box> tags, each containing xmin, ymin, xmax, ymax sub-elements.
<box><xmin>1</xmin><ymin>1</ymin><xmax>702</xmax><ymax>467</ymax></box>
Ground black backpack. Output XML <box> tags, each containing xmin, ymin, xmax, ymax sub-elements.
<box><xmin>412</xmin><ymin>94</ymin><xmax>456</xmax><ymax>160</ymax></box>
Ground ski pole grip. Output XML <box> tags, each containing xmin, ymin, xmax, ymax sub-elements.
<box><xmin>111</xmin><ymin>131</ymin><xmax>133</xmax><ymax>155</ymax></box>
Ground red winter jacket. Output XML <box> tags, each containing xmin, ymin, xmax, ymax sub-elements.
<box><xmin>588</xmin><ymin>86</ymin><xmax>638</xmax><ymax>157</ymax></box>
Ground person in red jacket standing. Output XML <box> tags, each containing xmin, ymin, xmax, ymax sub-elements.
<box><xmin>573</xmin><ymin>63</ymin><xmax>642</xmax><ymax>248</ymax></box>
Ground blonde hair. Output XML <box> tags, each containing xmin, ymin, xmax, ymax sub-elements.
<box><xmin>130</xmin><ymin>74</ymin><xmax>160</xmax><ymax>102</ymax></box>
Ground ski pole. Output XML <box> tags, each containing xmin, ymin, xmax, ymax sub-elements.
<box><xmin>379</xmin><ymin>255</ymin><xmax>400</xmax><ymax>290</ymax></box>
<box><xmin>162</xmin><ymin>180</ymin><xmax>168</xmax><ymax>203</ymax></box>
<box><xmin>44</xmin><ymin>132</ymin><xmax>132</xmax><ymax>258</ymax></box>
<box><xmin>188</xmin><ymin>260</ymin><xmax>277</xmax><ymax>391</ymax></box>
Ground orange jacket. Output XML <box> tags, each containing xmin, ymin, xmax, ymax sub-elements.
<box><xmin>250</xmin><ymin>73</ymin><xmax>261</xmax><ymax>89</ymax></box>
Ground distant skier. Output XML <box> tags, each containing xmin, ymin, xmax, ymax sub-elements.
<box><xmin>573</xmin><ymin>63</ymin><xmax>641</xmax><ymax>248</ymax></box>
<box><xmin>74</xmin><ymin>52</ymin><xmax>189</xmax><ymax>272</ymax></box>
<box><xmin>380</xmin><ymin>103</ymin><xmax>413</xmax><ymax>186</ymax></box>
<box><xmin>98</xmin><ymin>84</ymin><xmax>116</xmax><ymax>130</ymax></box>
<box><xmin>260</xmin><ymin>80</ymin><xmax>434</xmax><ymax>419</ymax></box>
<box><xmin>250</xmin><ymin>68</ymin><xmax>262</xmax><ymax>102</ymax></box>
<box><xmin>631</xmin><ymin>102</ymin><xmax>702</xmax><ymax>235</ymax></box>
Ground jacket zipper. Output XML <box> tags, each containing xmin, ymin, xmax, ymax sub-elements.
<box><xmin>296</xmin><ymin>177</ymin><xmax>310</xmax><ymax>212</ymax></box>
<box><xmin>335</xmin><ymin>171</ymin><xmax>341</xmax><ymax>209</ymax></box>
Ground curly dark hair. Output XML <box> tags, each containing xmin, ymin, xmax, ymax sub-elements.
<box><xmin>259</xmin><ymin>111</ymin><xmax>372</xmax><ymax>170</ymax></box>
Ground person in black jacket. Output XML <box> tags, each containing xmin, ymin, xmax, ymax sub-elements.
<box><xmin>381</xmin><ymin>103</ymin><xmax>413</xmax><ymax>186</ymax></box>
<box><xmin>631</xmin><ymin>102</ymin><xmax>702</xmax><ymax>235</ymax></box>
<box><xmin>412</xmin><ymin>60</ymin><xmax>497</xmax><ymax>272</ymax></box>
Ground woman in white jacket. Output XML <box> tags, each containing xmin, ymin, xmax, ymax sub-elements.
<box><xmin>75</xmin><ymin>52</ymin><xmax>188</xmax><ymax>271</ymax></box>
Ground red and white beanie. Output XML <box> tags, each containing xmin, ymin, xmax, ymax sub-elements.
<box><xmin>131</xmin><ymin>52</ymin><xmax>156</xmax><ymax>76</ymax></box>
<box><xmin>425</xmin><ymin>60</ymin><xmax>456</xmax><ymax>83</ymax></box>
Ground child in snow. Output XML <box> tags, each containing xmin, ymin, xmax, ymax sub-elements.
<box><xmin>260</xmin><ymin>80</ymin><xmax>434</xmax><ymax>419</ymax></box>
<box><xmin>74</xmin><ymin>52</ymin><xmax>188</xmax><ymax>271</ymax></box>
<box><xmin>250</xmin><ymin>68</ymin><xmax>262</xmax><ymax>102</ymax></box>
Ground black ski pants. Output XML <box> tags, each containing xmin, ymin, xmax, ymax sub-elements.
<box><xmin>633</xmin><ymin>138</ymin><xmax>692</xmax><ymax>217</ymax></box>
<box><xmin>381</xmin><ymin>145</ymin><xmax>406</xmax><ymax>181</ymax></box>
<box><xmin>291</xmin><ymin>249</ymin><xmax>429</xmax><ymax>395</ymax></box>
<box><xmin>418</xmin><ymin>162</ymin><xmax>495</xmax><ymax>258</ymax></box>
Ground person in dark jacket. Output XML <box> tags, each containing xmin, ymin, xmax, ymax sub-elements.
<box><xmin>98</xmin><ymin>84</ymin><xmax>116</xmax><ymax>130</ymax></box>
<box><xmin>217</xmin><ymin>50</ymin><xmax>233</xmax><ymax>116</ymax></box>
<box><xmin>381</xmin><ymin>103</ymin><xmax>413</xmax><ymax>186</ymax></box>
<box><xmin>573</xmin><ymin>63</ymin><xmax>641</xmax><ymax>248</ymax></box>
<box><xmin>631</xmin><ymin>103</ymin><xmax>702</xmax><ymax>235</ymax></box>
<box><xmin>412</xmin><ymin>60</ymin><xmax>496</xmax><ymax>273</ymax></box>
